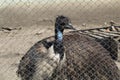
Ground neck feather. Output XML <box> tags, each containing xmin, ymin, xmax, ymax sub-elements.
<box><xmin>54</xmin><ymin>25</ymin><xmax>64</xmax><ymax>60</ymax></box>
<box><xmin>55</xmin><ymin>24</ymin><xmax>63</xmax><ymax>41</ymax></box>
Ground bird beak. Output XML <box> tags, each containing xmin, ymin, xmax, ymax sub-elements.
<box><xmin>65</xmin><ymin>23</ymin><xmax>76</xmax><ymax>30</ymax></box>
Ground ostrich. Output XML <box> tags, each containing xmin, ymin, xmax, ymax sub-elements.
<box><xmin>17</xmin><ymin>16</ymin><xmax>120</xmax><ymax>80</ymax></box>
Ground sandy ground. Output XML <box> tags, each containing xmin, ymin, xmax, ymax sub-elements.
<box><xmin>0</xmin><ymin>26</ymin><xmax>54</xmax><ymax>80</ymax></box>
<box><xmin>0</xmin><ymin>0</ymin><xmax>120</xmax><ymax>80</ymax></box>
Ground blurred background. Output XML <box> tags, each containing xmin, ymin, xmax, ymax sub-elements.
<box><xmin>0</xmin><ymin>0</ymin><xmax>120</xmax><ymax>27</ymax></box>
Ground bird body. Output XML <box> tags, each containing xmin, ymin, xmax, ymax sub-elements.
<box><xmin>17</xmin><ymin>16</ymin><xmax>120</xmax><ymax>80</ymax></box>
<box><xmin>17</xmin><ymin>16</ymin><xmax>75</xmax><ymax>80</ymax></box>
<box><xmin>31</xmin><ymin>45</ymin><xmax>61</xmax><ymax>80</ymax></box>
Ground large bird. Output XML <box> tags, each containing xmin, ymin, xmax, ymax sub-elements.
<box><xmin>17</xmin><ymin>16</ymin><xmax>120</xmax><ymax>80</ymax></box>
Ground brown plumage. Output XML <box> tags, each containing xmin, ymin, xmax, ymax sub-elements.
<box><xmin>17</xmin><ymin>32</ymin><xmax>120</xmax><ymax>80</ymax></box>
<box><xmin>96</xmin><ymin>37</ymin><xmax>118</xmax><ymax>60</ymax></box>
<box><xmin>17</xmin><ymin>16</ymin><xmax>120</xmax><ymax>80</ymax></box>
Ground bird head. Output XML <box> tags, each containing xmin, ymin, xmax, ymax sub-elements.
<box><xmin>55</xmin><ymin>15</ymin><xmax>76</xmax><ymax>31</ymax></box>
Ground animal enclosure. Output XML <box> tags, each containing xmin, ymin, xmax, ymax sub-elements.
<box><xmin>0</xmin><ymin>0</ymin><xmax>120</xmax><ymax>80</ymax></box>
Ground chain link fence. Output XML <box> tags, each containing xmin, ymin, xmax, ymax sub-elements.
<box><xmin>0</xmin><ymin>0</ymin><xmax>120</xmax><ymax>80</ymax></box>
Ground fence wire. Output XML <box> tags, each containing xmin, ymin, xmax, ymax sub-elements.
<box><xmin>0</xmin><ymin>0</ymin><xmax>120</xmax><ymax>80</ymax></box>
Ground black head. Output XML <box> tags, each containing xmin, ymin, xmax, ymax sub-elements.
<box><xmin>55</xmin><ymin>15</ymin><xmax>76</xmax><ymax>31</ymax></box>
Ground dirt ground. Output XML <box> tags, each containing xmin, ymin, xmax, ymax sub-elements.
<box><xmin>0</xmin><ymin>0</ymin><xmax>120</xmax><ymax>80</ymax></box>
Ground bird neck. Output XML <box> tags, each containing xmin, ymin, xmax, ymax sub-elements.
<box><xmin>55</xmin><ymin>25</ymin><xmax>63</xmax><ymax>41</ymax></box>
<box><xmin>54</xmin><ymin>25</ymin><xmax>64</xmax><ymax>60</ymax></box>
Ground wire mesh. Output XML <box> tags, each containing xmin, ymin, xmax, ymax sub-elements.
<box><xmin>0</xmin><ymin>0</ymin><xmax>120</xmax><ymax>80</ymax></box>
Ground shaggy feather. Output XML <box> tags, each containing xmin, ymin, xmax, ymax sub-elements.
<box><xmin>17</xmin><ymin>32</ymin><xmax>120</xmax><ymax>80</ymax></box>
